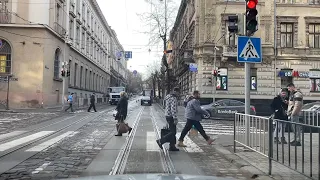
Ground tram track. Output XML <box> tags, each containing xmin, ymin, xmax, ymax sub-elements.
<box><xmin>109</xmin><ymin>105</ymin><xmax>176</xmax><ymax>175</ymax></box>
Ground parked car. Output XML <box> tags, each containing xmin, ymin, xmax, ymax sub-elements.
<box><xmin>200</xmin><ymin>99</ymin><xmax>256</xmax><ymax>120</ymax></box>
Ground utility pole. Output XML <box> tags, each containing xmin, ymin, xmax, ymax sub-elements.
<box><xmin>273</xmin><ymin>0</ymin><xmax>277</xmax><ymax>94</ymax></box>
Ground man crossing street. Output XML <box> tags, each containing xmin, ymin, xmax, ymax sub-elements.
<box><xmin>88</xmin><ymin>93</ymin><xmax>97</xmax><ymax>112</ymax></box>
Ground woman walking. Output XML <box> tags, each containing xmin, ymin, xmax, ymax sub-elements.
<box><xmin>271</xmin><ymin>88</ymin><xmax>289</xmax><ymax>144</ymax></box>
<box><xmin>115</xmin><ymin>91</ymin><xmax>132</xmax><ymax>136</ymax></box>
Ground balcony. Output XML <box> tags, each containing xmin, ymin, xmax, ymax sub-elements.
<box><xmin>222</xmin><ymin>45</ymin><xmax>237</xmax><ymax>57</ymax></box>
<box><xmin>0</xmin><ymin>11</ymin><xmax>11</xmax><ymax>24</ymax></box>
<box><xmin>53</xmin><ymin>22</ymin><xmax>66</xmax><ymax>37</ymax></box>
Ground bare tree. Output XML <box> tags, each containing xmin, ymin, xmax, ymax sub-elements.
<box><xmin>137</xmin><ymin>0</ymin><xmax>179</xmax><ymax>95</ymax></box>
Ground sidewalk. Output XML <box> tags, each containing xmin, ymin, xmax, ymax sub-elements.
<box><xmin>0</xmin><ymin>103</ymin><xmax>110</xmax><ymax>113</ymax></box>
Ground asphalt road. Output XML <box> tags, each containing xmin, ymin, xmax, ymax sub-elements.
<box><xmin>0</xmin><ymin>100</ymin><xmax>253</xmax><ymax>180</ymax></box>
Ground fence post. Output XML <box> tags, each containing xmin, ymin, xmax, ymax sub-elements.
<box><xmin>268</xmin><ymin>117</ymin><xmax>273</xmax><ymax>175</ymax></box>
<box><xmin>234</xmin><ymin>114</ymin><xmax>236</xmax><ymax>153</ymax></box>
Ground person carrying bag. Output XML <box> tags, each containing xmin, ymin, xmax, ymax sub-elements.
<box><xmin>115</xmin><ymin>91</ymin><xmax>132</xmax><ymax>136</ymax></box>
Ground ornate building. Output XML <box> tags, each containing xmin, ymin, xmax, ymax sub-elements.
<box><xmin>170</xmin><ymin>0</ymin><xmax>320</xmax><ymax>115</ymax></box>
<box><xmin>0</xmin><ymin>0</ymin><xmax>127</xmax><ymax>109</ymax></box>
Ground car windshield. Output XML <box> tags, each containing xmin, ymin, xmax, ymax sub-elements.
<box><xmin>4</xmin><ymin>0</ymin><xmax>305</xmax><ymax>179</ymax></box>
<box><xmin>110</xmin><ymin>87</ymin><xmax>125</xmax><ymax>93</ymax></box>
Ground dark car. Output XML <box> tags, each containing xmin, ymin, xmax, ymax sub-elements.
<box><xmin>201</xmin><ymin>99</ymin><xmax>256</xmax><ymax>120</ymax></box>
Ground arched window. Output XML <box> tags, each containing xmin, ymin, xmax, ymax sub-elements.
<box><xmin>0</xmin><ymin>39</ymin><xmax>12</xmax><ymax>74</ymax></box>
<box><xmin>54</xmin><ymin>48</ymin><xmax>60</xmax><ymax>79</ymax></box>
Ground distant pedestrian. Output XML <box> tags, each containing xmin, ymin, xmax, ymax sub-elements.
<box><xmin>287</xmin><ymin>83</ymin><xmax>303</xmax><ymax>146</ymax></box>
<box><xmin>88</xmin><ymin>93</ymin><xmax>97</xmax><ymax>112</ymax></box>
<box><xmin>177</xmin><ymin>90</ymin><xmax>215</xmax><ymax>147</ymax></box>
<box><xmin>65</xmin><ymin>93</ymin><xmax>74</xmax><ymax>112</ymax></box>
<box><xmin>156</xmin><ymin>87</ymin><xmax>180</xmax><ymax>151</ymax></box>
<box><xmin>115</xmin><ymin>91</ymin><xmax>132</xmax><ymax>136</ymax></box>
<box><xmin>271</xmin><ymin>88</ymin><xmax>289</xmax><ymax>144</ymax></box>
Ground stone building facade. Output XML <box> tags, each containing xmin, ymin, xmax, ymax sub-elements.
<box><xmin>170</xmin><ymin>0</ymin><xmax>320</xmax><ymax>115</ymax></box>
<box><xmin>0</xmin><ymin>0</ymin><xmax>127</xmax><ymax>109</ymax></box>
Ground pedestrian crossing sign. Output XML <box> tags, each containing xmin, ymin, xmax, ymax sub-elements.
<box><xmin>237</xmin><ymin>36</ymin><xmax>262</xmax><ymax>63</ymax></box>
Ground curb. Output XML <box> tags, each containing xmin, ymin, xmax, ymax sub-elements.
<box><xmin>213</xmin><ymin>145</ymin><xmax>267</xmax><ymax>178</ymax></box>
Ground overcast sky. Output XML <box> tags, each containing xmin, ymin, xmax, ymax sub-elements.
<box><xmin>96</xmin><ymin>0</ymin><xmax>170</xmax><ymax>77</ymax></box>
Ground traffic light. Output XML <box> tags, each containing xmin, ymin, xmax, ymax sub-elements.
<box><xmin>213</xmin><ymin>70</ymin><xmax>221</xmax><ymax>77</ymax></box>
<box><xmin>227</xmin><ymin>14</ymin><xmax>245</xmax><ymax>35</ymax></box>
<box><xmin>67</xmin><ymin>70</ymin><xmax>70</xmax><ymax>77</ymax></box>
<box><xmin>246</xmin><ymin>0</ymin><xmax>258</xmax><ymax>36</ymax></box>
<box><xmin>61</xmin><ymin>69</ymin><xmax>65</xmax><ymax>77</ymax></box>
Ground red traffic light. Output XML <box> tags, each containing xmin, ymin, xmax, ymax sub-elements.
<box><xmin>247</xmin><ymin>0</ymin><xmax>257</xmax><ymax>9</ymax></box>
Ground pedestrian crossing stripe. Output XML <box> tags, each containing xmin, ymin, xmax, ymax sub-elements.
<box><xmin>239</xmin><ymin>39</ymin><xmax>260</xmax><ymax>60</ymax></box>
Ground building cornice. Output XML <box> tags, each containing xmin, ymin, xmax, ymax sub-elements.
<box><xmin>170</xmin><ymin>0</ymin><xmax>187</xmax><ymax>39</ymax></box>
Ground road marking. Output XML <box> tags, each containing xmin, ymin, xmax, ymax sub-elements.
<box><xmin>0</xmin><ymin>131</ymin><xmax>26</xmax><ymax>141</ymax></box>
<box><xmin>0</xmin><ymin>131</ymin><xmax>54</xmax><ymax>151</ymax></box>
<box><xmin>26</xmin><ymin>131</ymin><xmax>74</xmax><ymax>152</ymax></box>
<box><xmin>146</xmin><ymin>131</ymin><xmax>159</xmax><ymax>152</ymax></box>
<box><xmin>176</xmin><ymin>133</ymin><xmax>204</xmax><ymax>153</ymax></box>
<box><xmin>32</xmin><ymin>162</ymin><xmax>51</xmax><ymax>174</ymax></box>
<box><xmin>179</xmin><ymin>122</ymin><xmax>265</xmax><ymax>135</ymax></box>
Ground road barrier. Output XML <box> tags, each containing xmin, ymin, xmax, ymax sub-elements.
<box><xmin>234</xmin><ymin>111</ymin><xmax>320</xmax><ymax>179</ymax></box>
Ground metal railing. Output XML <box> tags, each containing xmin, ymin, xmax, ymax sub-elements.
<box><xmin>234</xmin><ymin>112</ymin><xmax>320</xmax><ymax>179</ymax></box>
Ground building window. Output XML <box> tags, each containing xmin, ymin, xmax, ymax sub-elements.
<box><xmin>68</xmin><ymin>60</ymin><xmax>72</xmax><ymax>85</ymax></box>
<box><xmin>251</xmin><ymin>68</ymin><xmax>257</xmax><ymax>90</ymax></box>
<box><xmin>309</xmin><ymin>0</ymin><xmax>320</xmax><ymax>4</ymax></box>
<box><xmin>310</xmin><ymin>79</ymin><xmax>320</xmax><ymax>92</ymax></box>
<box><xmin>69</xmin><ymin>19</ymin><xmax>74</xmax><ymax>40</ymax></box>
<box><xmin>74</xmin><ymin>63</ymin><xmax>78</xmax><ymax>86</ymax></box>
<box><xmin>216</xmin><ymin>68</ymin><xmax>228</xmax><ymax>90</ymax></box>
<box><xmin>56</xmin><ymin>3</ymin><xmax>61</xmax><ymax>25</ymax></box>
<box><xmin>0</xmin><ymin>39</ymin><xmax>11</xmax><ymax>75</ymax></box>
<box><xmin>82</xmin><ymin>31</ymin><xmax>85</xmax><ymax>51</ymax></box>
<box><xmin>82</xmin><ymin>3</ymin><xmax>85</xmax><ymax>21</ymax></box>
<box><xmin>54</xmin><ymin>48</ymin><xmax>60</xmax><ymax>79</ymax></box>
<box><xmin>85</xmin><ymin>69</ymin><xmax>87</xmax><ymax>89</ymax></box>
<box><xmin>280</xmin><ymin>23</ymin><xmax>293</xmax><ymax>47</ymax></box>
<box><xmin>79</xmin><ymin>66</ymin><xmax>83</xmax><ymax>88</ymax></box>
<box><xmin>89</xmin><ymin>71</ymin><xmax>92</xmax><ymax>89</ymax></box>
<box><xmin>86</xmin><ymin>35</ymin><xmax>90</xmax><ymax>55</ymax></box>
<box><xmin>76</xmin><ymin>26</ymin><xmax>80</xmax><ymax>45</ymax></box>
<box><xmin>309</xmin><ymin>24</ymin><xmax>320</xmax><ymax>48</ymax></box>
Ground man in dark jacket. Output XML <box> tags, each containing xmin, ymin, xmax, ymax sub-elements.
<box><xmin>156</xmin><ymin>87</ymin><xmax>180</xmax><ymax>151</ymax></box>
<box><xmin>88</xmin><ymin>93</ymin><xmax>97</xmax><ymax>112</ymax></box>
<box><xmin>271</xmin><ymin>88</ymin><xmax>289</xmax><ymax>144</ymax></box>
<box><xmin>177</xmin><ymin>90</ymin><xmax>215</xmax><ymax>147</ymax></box>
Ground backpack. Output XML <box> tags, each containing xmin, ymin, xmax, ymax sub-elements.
<box><xmin>184</xmin><ymin>95</ymin><xmax>194</xmax><ymax>107</ymax></box>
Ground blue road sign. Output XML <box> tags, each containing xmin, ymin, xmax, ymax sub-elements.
<box><xmin>237</xmin><ymin>36</ymin><xmax>262</xmax><ymax>63</ymax></box>
<box><xmin>189</xmin><ymin>63</ymin><xmax>198</xmax><ymax>72</ymax></box>
<box><xmin>133</xmin><ymin>70</ymin><xmax>137</xmax><ymax>75</ymax></box>
<box><xmin>125</xmin><ymin>51</ymin><xmax>132</xmax><ymax>59</ymax></box>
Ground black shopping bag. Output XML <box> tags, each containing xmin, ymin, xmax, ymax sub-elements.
<box><xmin>160</xmin><ymin>125</ymin><xmax>170</xmax><ymax>141</ymax></box>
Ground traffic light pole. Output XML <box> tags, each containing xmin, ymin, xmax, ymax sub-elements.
<box><xmin>243</xmin><ymin>11</ymin><xmax>251</xmax><ymax>146</ymax></box>
<box><xmin>61</xmin><ymin>42</ymin><xmax>67</xmax><ymax>110</ymax></box>
<box><xmin>212</xmin><ymin>46</ymin><xmax>217</xmax><ymax>103</ymax></box>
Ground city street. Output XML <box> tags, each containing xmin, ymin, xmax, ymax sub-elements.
<box><xmin>0</xmin><ymin>100</ymin><xmax>254</xmax><ymax>180</ymax></box>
